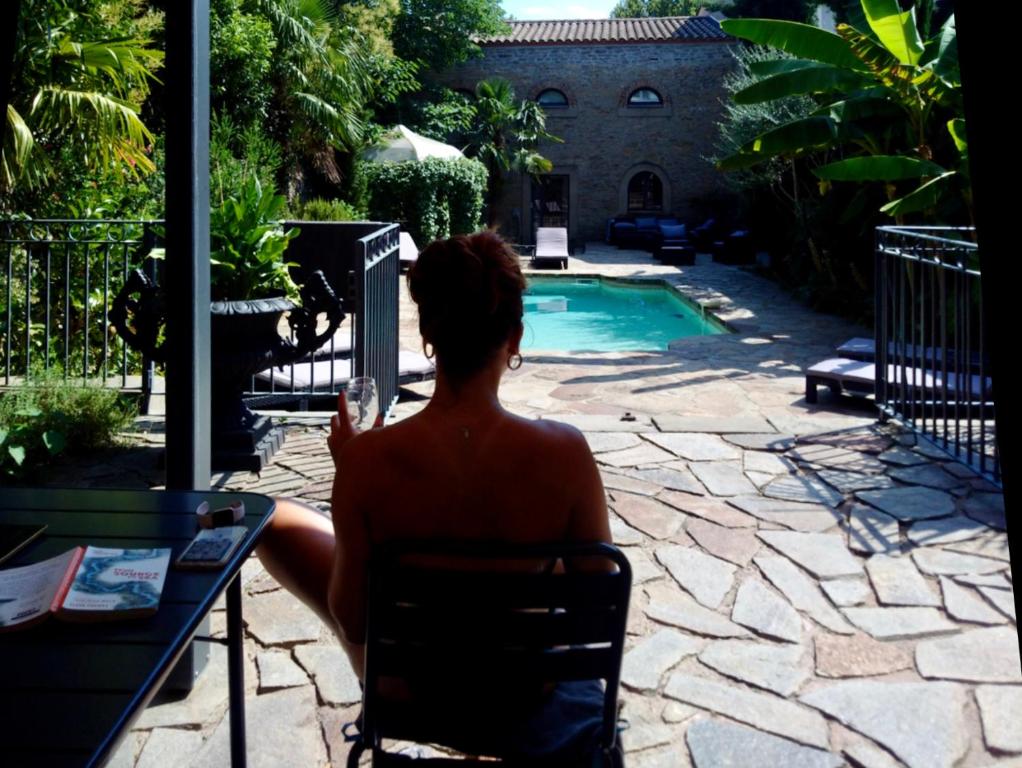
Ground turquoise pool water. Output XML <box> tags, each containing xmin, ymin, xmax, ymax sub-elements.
<box><xmin>522</xmin><ymin>277</ymin><xmax>726</xmax><ymax>352</ymax></box>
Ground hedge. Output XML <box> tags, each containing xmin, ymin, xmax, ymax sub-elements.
<box><xmin>360</xmin><ymin>157</ymin><xmax>488</xmax><ymax>246</ymax></box>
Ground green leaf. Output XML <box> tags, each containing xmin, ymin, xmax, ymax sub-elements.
<box><xmin>734</xmin><ymin>66</ymin><xmax>871</xmax><ymax>104</ymax></box>
<box><xmin>862</xmin><ymin>0</ymin><xmax>925</xmax><ymax>65</ymax></box>
<box><xmin>815</xmin><ymin>94</ymin><xmax>903</xmax><ymax>123</ymax></box>
<box><xmin>928</xmin><ymin>15</ymin><xmax>959</xmax><ymax>84</ymax></box>
<box><xmin>43</xmin><ymin>430</ymin><xmax>66</xmax><ymax>455</ymax></box>
<box><xmin>880</xmin><ymin>171</ymin><xmax>957</xmax><ymax>216</ymax></box>
<box><xmin>14</xmin><ymin>406</ymin><xmax>42</xmax><ymax>418</ymax></box>
<box><xmin>814</xmin><ymin>155</ymin><xmax>946</xmax><ymax>182</ymax></box>
<box><xmin>747</xmin><ymin>58</ymin><xmax>824</xmax><ymax>76</ymax></box>
<box><xmin>948</xmin><ymin>118</ymin><xmax>967</xmax><ymax>154</ymax></box>
<box><xmin>0</xmin><ymin>428</ymin><xmax>7</xmax><ymax>446</ymax></box>
<box><xmin>720</xmin><ymin>19</ymin><xmax>862</xmax><ymax>70</ymax></box>
<box><xmin>749</xmin><ymin>116</ymin><xmax>839</xmax><ymax>156</ymax></box>
<box><xmin>8</xmin><ymin>445</ymin><xmax>26</xmax><ymax>466</ymax></box>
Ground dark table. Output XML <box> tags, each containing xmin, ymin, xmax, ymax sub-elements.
<box><xmin>0</xmin><ymin>488</ymin><xmax>275</xmax><ymax>768</ymax></box>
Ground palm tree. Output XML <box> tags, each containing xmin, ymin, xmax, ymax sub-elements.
<box><xmin>466</xmin><ymin>78</ymin><xmax>560</xmax><ymax>227</ymax></box>
<box><xmin>2</xmin><ymin>1</ymin><xmax>163</xmax><ymax>191</ymax></box>
<box><xmin>254</xmin><ymin>0</ymin><xmax>373</xmax><ymax>194</ymax></box>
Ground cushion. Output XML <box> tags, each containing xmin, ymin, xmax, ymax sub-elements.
<box><xmin>657</xmin><ymin>218</ymin><xmax>680</xmax><ymax>227</ymax></box>
<box><xmin>659</xmin><ymin>224</ymin><xmax>687</xmax><ymax>239</ymax></box>
<box><xmin>613</xmin><ymin>221</ymin><xmax>637</xmax><ymax>231</ymax></box>
<box><xmin>635</xmin><ymin>217</ymin><xmax>658</xmax><ymax>230</ymax></box>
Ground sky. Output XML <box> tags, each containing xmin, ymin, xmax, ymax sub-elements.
<box><xmin>500</xmin><ymin>0</ymin><xmax>618</xmax><ymax>20</ymax></box>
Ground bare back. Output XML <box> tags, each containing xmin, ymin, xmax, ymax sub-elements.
<box><xmin>327</xmin><ymin>405</ymin><xmax>610</xmax><ymax>662</ymax></box>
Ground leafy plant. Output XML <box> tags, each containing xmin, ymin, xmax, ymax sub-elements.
<box><xmin>361</xmin><ymin>157</ymin><xmax>487</xmax><ymax>245</ymax></box>
<box><xmin>208</xmin><ymin>176</ymin><xmax>301</xmax><ymax>301</ymax></box>
<box><xmin>296</xmin><ymin>197</ymin><xmax>364</xmax><ymax>222</ymax></box>
<box><xmin>0</xmin><ymin>374</ymin><xmax>135</xmax><ymax>482</ymax></box>
<box><xmin>718</xmin><ymin>0</ymin><xmax>966</xmax><ymax>221</ymax></box>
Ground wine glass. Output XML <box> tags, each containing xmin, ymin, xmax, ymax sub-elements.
<box><xmin>344</xmin><ymin>376</ymin><xmax>379</xmax><ymax>430</ymax></box>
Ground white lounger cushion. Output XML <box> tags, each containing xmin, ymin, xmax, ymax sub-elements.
<box><xmin>255</xmin><ymin>351</ymin><xmax>434</xmax><ymax>389</ymax></box>
<box><xmin>535</xmin><ymin>227</ymin><xmax>569</xmax><ymax>257</ymax></box>
<box><xmin>807</xmin><ymin>358</ymin><xmax>991</xmax><ymax>400</ymax></box>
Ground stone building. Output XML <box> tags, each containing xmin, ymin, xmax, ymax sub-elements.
<box><xmin>434</xmin><ymin>17</ymin><xmax>736</xmax><ymax>244</ymax></box>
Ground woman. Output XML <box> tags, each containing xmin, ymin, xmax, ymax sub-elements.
<box><xmin>256</xmin><ymin>231</ymin><xmax>611</xmax><ymax>679</ymax></box>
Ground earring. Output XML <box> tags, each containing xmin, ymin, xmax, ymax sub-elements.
<box><xmin>424</xmin><ymin>342</ymin><xmax>435</xmax><ymax>360</ymax></box>
<box><xmin>507</xmin><ymin>353</ymin><xmax>523</xmax><ymax>370</ymax></box>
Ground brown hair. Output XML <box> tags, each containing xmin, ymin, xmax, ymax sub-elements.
<box><xmin>408</xmin><ymin>231</ymin><xmax>526</xmax><ymax>380</ymax></box>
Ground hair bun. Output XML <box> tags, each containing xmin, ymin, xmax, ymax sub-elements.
<box><xmin>409</xmin><ymin>232</ymin><xmax>526</xmax><ymax>378</ymax></box>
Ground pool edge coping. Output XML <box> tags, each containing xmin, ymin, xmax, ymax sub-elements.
<box><xmin>524</xmin><ymin>272</ymin><xmax>739</xmax><ymax>342</ymax></box>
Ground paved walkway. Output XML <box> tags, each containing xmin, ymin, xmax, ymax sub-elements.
<box><xmin>57</xmin><ymin>244</ymin><xmax>1015</xmax><ymax>767</ymax></box>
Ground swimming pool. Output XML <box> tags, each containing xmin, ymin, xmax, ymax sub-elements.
<box><xmin>522</xmin><ymin>277</ymin><xmax>727</xmax><ymax>352</ymax></box>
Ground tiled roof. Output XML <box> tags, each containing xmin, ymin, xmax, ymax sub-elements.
<box><xmin>480</xmin><ymin>17</ymin><xmax>729</xmax><ymax>45</ymax></box>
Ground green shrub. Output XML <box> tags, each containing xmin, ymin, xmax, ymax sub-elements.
<box><xmin>0</xmin><ymin>377</ymin><xmax>136</xmax><ymax>482</ymax></box>
<box><xmin>361</xmin><ymin>157</ymin><xmax>487</xmax><ymax>245</ymax></box>
<box><xmin>296</xmin><ymin>197</ymin><xmax>364</xmax><ymax>221</ymax></box>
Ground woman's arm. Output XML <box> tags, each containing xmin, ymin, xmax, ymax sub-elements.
<box><xmin>327</xmin><ymin>434</ymin><xmax>372</xmax><ymax>680</ymax></box>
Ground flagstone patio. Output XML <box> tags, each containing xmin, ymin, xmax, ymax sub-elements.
<box><xmin>71</xmin><ymin>244</ymin><xmax>1015</xmax><ymax>767</ymax></box>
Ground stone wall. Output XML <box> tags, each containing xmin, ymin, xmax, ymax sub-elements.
<box><xmin>434</xmin><ymin>40</ymin><xmax>736</xmax><ymax>243</ymax></box>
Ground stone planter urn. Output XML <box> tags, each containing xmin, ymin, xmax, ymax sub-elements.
<box><xmin>112</xmin><ymin>269</ymin><xmax>344</xmax><ymax>470</ymax></box>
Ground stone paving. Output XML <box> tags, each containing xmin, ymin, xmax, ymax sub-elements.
<box><xmin>61</xmin><ymin>243</ymin><xmax>1015</xmax><ymax>767</ymax></box>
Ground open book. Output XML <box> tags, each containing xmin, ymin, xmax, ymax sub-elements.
<box><xmin>0</xmin><ymin>546</ymin><xmax>171</xmax><ymax>631</ymax></box>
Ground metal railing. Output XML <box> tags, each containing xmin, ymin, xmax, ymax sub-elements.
<box><xmin>875</xmin><ymin>226</ymin><xmax>998</xmax><ymax>481</ymax></box>
<box><xmin>245</xmin><ymin>221</ymin><xmax>401</xmax><ymax>417</ymax></box>
<box><xmin>1</xmin><ymin>219</ymin><xmax>157</xmax><ymax>398</ymax></box>
<box><xmin>3</xmin><ymin>219</ymin><xmax>403</xmax><ymax>420</ymax></box>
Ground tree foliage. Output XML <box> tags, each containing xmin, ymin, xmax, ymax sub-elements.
<box><xmin>392</xmin><ymin>0</ymin><xmax>507</xmax><ymax>72</ymax></box>
<box><xmin>2</xmin><ymin>0</ymin><xmax>163</xmax><ymax>193</ymax></box>
<box><xmin>610</xmin><ymin>0</ymin><xmax>707</xmax><ymax>17</ymax></box>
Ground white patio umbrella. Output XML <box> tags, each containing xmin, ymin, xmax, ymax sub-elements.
<box><xmin>363</xmin><ymin>124</ymin><xmax>465</xmax><ymax>163</ymax></box>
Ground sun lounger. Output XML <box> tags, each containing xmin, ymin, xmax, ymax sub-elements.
<box><xmin>805</xmin><ymin>357</ymin><xmax>992</xmax><ymax>405</ymax></box>
<box><xmin>399</xmin><ymin>231</ymin><xmax>419</xmax><ymax>273</ymax></box>
<box><xmin>254</xmin><ymin>350</ymin><xmax>435</xmax><ymax>391</ymax></box>
<box><xmin>837</xmin><ymin>337</ymin><xmax>987</xmax><ymax>372</ymax></box>
<box><xmin>533</xmin><ymin>227</ymin><xmax>569</xmax><ymax>269</ymax></box>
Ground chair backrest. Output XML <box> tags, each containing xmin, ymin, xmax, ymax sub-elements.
<box><xmin>361</xmin><ymin>541</ymin><xmax>632</xmax><ymax>757</ymax></box>
<box><xmin>535</xmin><ymin>227</ymin><xmax>569</xmax><ymax>256</ymax></box>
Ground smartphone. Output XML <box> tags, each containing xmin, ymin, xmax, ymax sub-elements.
<box><xmin>175</xmin><ymin>527</ymin><xmax>248</xmax><ymax>570</ymax></box>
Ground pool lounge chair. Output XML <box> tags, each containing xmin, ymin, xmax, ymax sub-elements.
<box><xmin>837</xmin><ymin>337</ymin><xmax>987</xmax><ymax>372</ymax></box>
<box><xmin>805</xmin><ymin>357</ymin><xmax>993</xmax><ymax>405</ymax></box>
<box><xmin>533</xmin><ymin>227</ymin><xmax>569</xmax><ymax>269</ymax></box>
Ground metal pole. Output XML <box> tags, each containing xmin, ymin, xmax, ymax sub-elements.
<box><xmin>164</xmin><ymin>0</ymin><xmax>211</xmax><ymax>490</ymax></box>
<box><xmin>227</xmin><ymin>575</ymin><xmax>247</xmax><ymax>768</ymax></box>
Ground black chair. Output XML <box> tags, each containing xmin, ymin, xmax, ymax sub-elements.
<box><xmin>347</xmin><ymin>541</ymin><xmax>632</xmax><ymax>767</ymax></box>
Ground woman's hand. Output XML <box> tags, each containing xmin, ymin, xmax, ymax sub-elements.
<box><xmin>329</xmin><ymin>391</ymin><xmax>384</xmax><ymax>468</ymax></box>
<box><xmin>329</xmin><ymin>391</ymin><xmax>358</xmax><ymax>468</ymax></box>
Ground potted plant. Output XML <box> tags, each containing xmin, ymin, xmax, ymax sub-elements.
<box><xmin>112</xmin><ymin>176</ymin><xmax>344</xmax><ymax>470</ymax></box>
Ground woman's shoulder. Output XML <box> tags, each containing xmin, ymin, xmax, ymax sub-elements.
<box><xmin>505</xmin><ymin>413</ymin><xmax>589</xmax><ymax>452</ymax></box>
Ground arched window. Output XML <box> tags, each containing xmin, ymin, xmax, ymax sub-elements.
<box><xmin>627</xmin><ymin>172</ymin><xmax>663</xmax><ymax>211</ymax></box>
<box><xmin>627</xmin><ymin>87</ymin><xmax>664</xmax><ymax>107</ymax></box>
<box><xmin>536</xmin><ymin>89</ymin><xmax>569</xmax><ymax>108</ymax></box>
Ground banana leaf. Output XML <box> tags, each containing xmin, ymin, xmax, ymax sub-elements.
<box><xmin>880</xmin><ymin>171</ymin><xmax>957</xmax><ymax>216</ymax></box>
<box><xmin>813</xmin><ymin>155</ymin><xmax>946</xmax><ymax>181</ymax></box>
<box><xmin>862</xmin><ymin>0</ymin><xmax>924</xmax><ymax>65</ymax></box>
<box><xmin>720</xmin><ymin>19</ymin><xmax>863</xmax><ymax>70</ymax></box>
<box><xmin>734</xmin><ymin>66</ymin><xmax>872</xmax><ymax>104</ymax></box>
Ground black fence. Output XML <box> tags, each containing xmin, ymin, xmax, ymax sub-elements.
<box><xmin>246</xmin><ymin>221</ymin><xmax>401</xmax><ymax>417</ymax></box>
<box><xmin>875</xmin><ymin>226</ymin><xmax>998</xmax><ymax>481</ymax></box>
<box><xmin>0</xmin><ymin>219</ymin><xmax>156</xmax><ymax>393</ymax></box>
<box><xmin>2</xmin><ymin>219</ymin><xmax>402</xmax><ymax>419</ymax></box>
